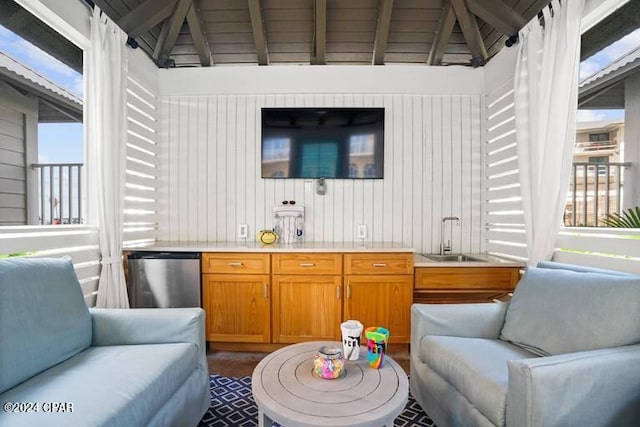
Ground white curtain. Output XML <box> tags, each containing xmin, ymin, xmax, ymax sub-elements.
<box><xmin>514</xmin><ymin>0</ymin><xmax>585</xmax><ymax>266</ymax></box>
<box><xmin>87</xmin><ymin>7</ymin><xmax>129</xmax><ymax>308</ymax></box>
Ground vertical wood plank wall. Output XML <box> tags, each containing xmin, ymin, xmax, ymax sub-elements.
<box><xmin>158</xmin><ymin>93</ymin><xmax>484</xmax><ymax>254</ymax></box>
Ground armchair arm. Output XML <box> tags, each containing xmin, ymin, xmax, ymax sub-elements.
<box><xmin>411</xmin><ymin>302</ymin><xmax>508</xmax><ymax>344</ymax></box>
<box><xmin>506</xmin><ymin>344</ymin><xmax>640</xmax><ymax>427</ymax></box>
<box><xmin>89</xmin><ymin>308</ymin><xmax>206</xmax><ymax>361</ymax></box>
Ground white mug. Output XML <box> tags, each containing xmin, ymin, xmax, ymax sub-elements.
<box><xmin>341</xmin><ymin>320</ymin><xmax>364</xmax><ymax>361</ymax></box>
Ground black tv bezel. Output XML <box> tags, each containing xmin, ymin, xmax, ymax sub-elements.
<box><xmin>260</xmin><ymin>107</ymin><xmax>385</xmax><ymax>179</ymax></box>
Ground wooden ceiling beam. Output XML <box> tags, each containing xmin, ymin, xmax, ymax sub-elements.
<box><xmin>372</xmin><ymin>0</ymin><xmax>394</xmax><ymax>65</ymax></box>
<box><xmin>427</xmin><ymin>0</ymin><xmax>456</xmax><ymax>66</ymax></box>
<box><xmin>312</xmin><ymin>0</ymin><xmax>327</xmax><ymax>65</ymax></box>
<box><xmin>153</xmin><ymin>0</ymin><xmax>192</xmax><ymax>65</ymax></box>
<box><xmin>466</xmin><ymin>0</ymin><xmax>526</xmax><ymax>36</ymax></box>
<box><xmin>117</xmin><ymin>0</ymin><xmax>177</xmax><ymax>37</ymax></box>
<box><xmin>450</xmin><ymin>0</ymin><xmax>488</xmax><ymax>67</ymax></box>
<box><xmin>186</xmin><ymin>2</ymin><xmax>212</xmax><ymax>66</ymax></box>
<box><xmin>248</xmin><ymin>0</ymin><xmax>269</xmax><ymax>65</ymax></box>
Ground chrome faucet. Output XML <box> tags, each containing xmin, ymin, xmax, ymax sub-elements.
<box><xmin>440</xmin><ymin>217</ymin><xmax>461</xmax><ymax>255</ymax></box>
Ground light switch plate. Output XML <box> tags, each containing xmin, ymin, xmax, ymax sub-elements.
<box><xmin>357</xmin><ymin>224</ymin><xmax>367</xmax><ymax>239</ymax></box>
<box><xmin>238</xmin><ymin>224</ymin><xmax>248</xmax><ymax>239</ymax></box>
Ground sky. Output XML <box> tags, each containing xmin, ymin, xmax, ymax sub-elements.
<box><xmin>0</xmin><ymin>25</ymin><xmax>83</xmax><ymax>164</ymax></box>
<box><xmin>0</xmin><ymin>17</ymin><xmax>639</xmax><ymax>163</ymax></box>
<box><xmin>576</xmin><ymin>27</ymin><xmax>640</xmax><ymax>122</ymax></box>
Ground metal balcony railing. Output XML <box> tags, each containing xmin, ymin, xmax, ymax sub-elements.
<box><xmin>32</xmin><ymin>163</ymin><xmax>83</xmax><ymax>225</ymax></box>
<box><xmin>564</xmin><ymin>162</ymin><xmax>631</xmax><ymax>227</ymax></box>
<box><xmin>574</xmin><ymin>140</ymin><xmax>617</xmax><ymax>152</ymax></box>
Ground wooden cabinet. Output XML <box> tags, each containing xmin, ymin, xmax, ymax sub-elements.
<box><xmin>272</xmin><ymin>253</ymin><xmax>342</xmax><ymax>343</ymax></box>
<box><xmin>344</xmin><ymin>253</ymin><xmax>413</xmax><ymax>275</ymax></box>
<box><xmin>343</xmin><ymin>253</ymin><xmax>414</xmax><ymax>344</ymax></box>
<box><xmin>272</xmin><ymin>253</ymin><xmax>342</xmax><ymax>275</ymax></box>
<box><xmin>272</xmin><ymin>275</ymin><xmax>342</xmax><ymax>343</ymax></box>
<box><xmin>414</xmin><ymin>266</ymin><xmax>521</xmax><ymax>304</ymax></box>
<box><xmin>202</xmin><ymin>251</ymin><xmax>414</xmax><ymax>347</ymax></box>
<box><xmin>202</xmin><ymin>253</ymin><xmax>269</xmax><ymax>274</ymax></box>
<box><xmin>202</xmin><ymin>253</ymin><xmax>271</xmax><ymax>343</ymax></box>
<box><xmin>344</xmin><ymin>275</ymin><xmax>413</xmax><ymax>343</ymax></box>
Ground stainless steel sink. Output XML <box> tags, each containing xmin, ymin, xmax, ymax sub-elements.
<box><xmin>423</xmin><ymin>254</ymin><xmax>487</xmax><ymax>262</ymax></box>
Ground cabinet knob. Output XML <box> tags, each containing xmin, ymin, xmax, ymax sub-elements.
<box><xmin>263</xmin><ymin>283</ymin><xmax>268</xmax><ymax>298</ymax></box>
<box><xmin>228</xmin><ymin>262</ymin><xmax>244</xmax><ymax>267</ymax></box>
<box><xmin>372</xmin><ymin>263</ymin><xmax>387</xmax><ymax>267</ymax></box>
<box><xmin>299</xmin><ymin>263</ymin><xmax>316</xmax><ymax>267</ymax></box>
<box><xmin>346</xmin><ymin>284</ymin><xmax>351</xmax><ymax>299</ymax></box>
<box><xmin>336</xmin><ymin>285</ymin><xmax>341</xmax><ymax>299</ymax></box>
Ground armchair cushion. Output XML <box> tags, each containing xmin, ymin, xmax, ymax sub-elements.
<box><xmin>500</xmin><ymin>267</ymin><xmax>640</xmax><ymax>356</ymax></box>
<box><xmin>419</xmin><ymin>336</ymin><xmax>535</xmax><ymax>426</ymax></box>
<box><xmin>0</xmin><ymin>257</ymin><xmax>91</xmax><ymax>394</ymax></box>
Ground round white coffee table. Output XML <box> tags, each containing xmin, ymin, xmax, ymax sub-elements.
<box><xmin>251</xmin><ymin>341</ymin><xmax>408</xmax><ymax>427</ymax></box>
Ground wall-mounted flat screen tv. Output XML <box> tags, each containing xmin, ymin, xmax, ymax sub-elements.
<box><xmin>261</xmin><ymin>107</ymin><xmax>384</xmax><ymax>179</ymax></box>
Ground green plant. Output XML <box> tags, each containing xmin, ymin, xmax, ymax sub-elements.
<box><xmin>0</xmin><ymin>252</ymin><xmax>31</xmax><ymax>259</ymax></box>
<box><xmin>601</xmin><ymin>207</ymin><xmax>640</xmax><ymax>228</ymax></box>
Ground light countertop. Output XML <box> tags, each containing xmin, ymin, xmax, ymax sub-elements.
<box><xmin>123</xmin><ymin>241</ymin><xmax>525</xmax><ymax>267</ymax></box>
<box><xmin>124</xmin><ymin>241</ymin><xmax>415</xmax><ymax>253</ymax></box>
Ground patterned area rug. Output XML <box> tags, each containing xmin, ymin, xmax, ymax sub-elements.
<box><xmin>198</xmin><ymin>375</ymin><xmax>436</xmax><ymax>427</ymax></box>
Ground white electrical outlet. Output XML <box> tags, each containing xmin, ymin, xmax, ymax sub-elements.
<box><xmin>304</xmin><ymin>180</ymin><xmax>313</xmax><ymax>193</ymax></box>
<box><xmin>238</xmin><ymin>224</ymin><xmax>248</xmax><ymax>239</ymax></box>
<box><xmin>357</xmin><ymin>224</ymin><xmax>367</xmax><ymax>239</ymax></box>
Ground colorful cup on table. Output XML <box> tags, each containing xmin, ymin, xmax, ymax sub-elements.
<box><xmin>365</xmin><ymin>326</ymin><xmax>389</xmax><ymax>369</ymax></box>
<box><xmin>341</xmin><ymin>320</ymin><xmax>364</xmax><ymax>361</ymax></box>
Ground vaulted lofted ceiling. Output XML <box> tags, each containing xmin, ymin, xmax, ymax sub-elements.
<box><xmin>91</xmin><ymin>0</ymin><xmax>552</xmax><ymax>68</ymax></box>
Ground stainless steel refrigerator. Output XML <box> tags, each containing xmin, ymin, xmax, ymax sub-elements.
<box><xmin>126</xmin><ymin>252</ymin><xmax>201</xmax><ymax>308</ymax></box>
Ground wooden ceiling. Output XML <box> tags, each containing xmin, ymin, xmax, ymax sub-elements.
<box><xmin>92</xmin><ymin>0</ymin><xmax>551</xmax><ymax>68</ymax></box>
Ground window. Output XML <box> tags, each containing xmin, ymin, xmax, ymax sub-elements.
<box><xmin>0</xmin><ymin>21</ymin><xmax>83</xmax><ymax>226</ymax></box>
<box><xmin>262</xmin><ymin>138</ymin><xmax>291</xmax><ymax>161</ymax></box>
<box><xmin>589</xmin><ymin>156</ymin><xmax>609</xmax><ymax>176</ymax></box>
<box><xmin>349</xmin><ymin>134</ymin><xmax>374</xmax><ymax>154</ymax></box>
<box><xmin>588</xmin><ymin>156</ymin><xmax>608</xmax><ymax>164</ymax></box>
<box><xmin>300</xmin><ymin>142</ymin><xmax>338</xmax><ymax>177</ymax></box>
<box><xmin>588</xmin><ymin>132</ymin><xmax>609</xmax><ymax>142</ymax></box>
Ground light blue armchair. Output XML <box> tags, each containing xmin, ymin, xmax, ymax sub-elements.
<box><xmin>0</xmin><ymin>257</ymin><xmax>209</xmax><ymax>426</ymax></box>
<box><xmin>410</xmin><ymin>262</ymin><xmax>640</xmax><ymax>427</ymax></box>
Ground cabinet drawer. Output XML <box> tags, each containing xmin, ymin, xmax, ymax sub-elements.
<box><xmin>344</xmin><ymin>253</ymin><xmax>413</xmax><ymax>275</ymax></box>
<box><xmin>414</xmin><ymin>267</ymin><xmax>520</xmax><ymax>290</ymax></box>
<box><xmin>272</xmin><ymin>253</ymin><xmax>342</xmax><ymax>275</ymax></box>
<box><xmin>202</xmin><ymin>253</ymin><xmax>270</xmax><ymax>274</ymax></box>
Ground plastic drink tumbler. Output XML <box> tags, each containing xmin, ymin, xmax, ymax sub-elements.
<box><xmin>365</xmin><ymin>326</ymin><xmax>390</xmax><ymax>369</ymax></box>
<box><xmin>341</xmin><ymin>320</ymin><xmax>364</xmax><ymax>361</ymax></box>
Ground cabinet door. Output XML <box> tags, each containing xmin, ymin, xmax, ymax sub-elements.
<box><xmin>272</xmin><ymin>275</ymin><xmax>342</xmax><ymax>343</ymax></box>
<box><xmin>343</xmin><ymin>275</ymin><xmax>413</xmax><ymax>343</ymax></box>
<box><xmin>202</xmin><ymin>274</ymin><xmax>271</xmax><ymax>343</ymax></box>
